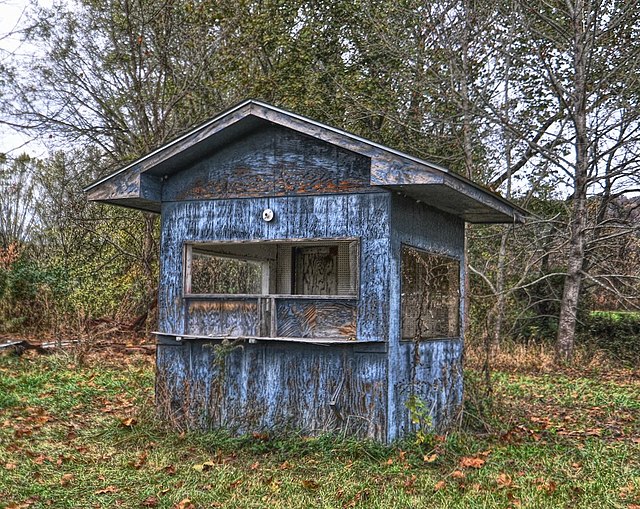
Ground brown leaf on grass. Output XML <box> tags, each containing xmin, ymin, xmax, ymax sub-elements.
<box><xmin>403</xmin><ymin>474</ymin><xmax>417</xmax><ymax>491</ymax></box>
<box><xmin>14</xmin><ymin>428</ymin><xmax>32</xmax><ymax>438</ymax></box>
<box><xmin>229</xmin><ymin>478</ymin><xmax>242</xmax><ymax>490</ymax></box>
<box><xmin>423</xmin><ymin>453</ymin><xmax>438</xmax><ymax>463</ymax></box>
<box><xmin>251</xmin><ymin>431</ymin><xmax>269</xmax><ymax>441</ymax></box>
<box><xmin>60</xmin><ymin>473</ymin><xmax>74</xmax><ymax>486</ymax></box>
<box><xmin>434</xmin><ymin>480</ymin><xmax>446</xmax><ymax>491</ymax></box>
<box><xmin>94</xmin><ymin>486</ymin><xmax>118</xmax><ymax>495</ymax></box>
<box><xmin>451</xmin><ymin>470</ymin><xmax>465</xmax><ymax>479</ymax></box>
<box><xmin>459</xmin><ymin>456</ymin><xmax>486</xmax><ymax>469</ymax></box>
<box><xmin>536</xmin><ymin>479</ymin><xmax>557</xmax><ymax>494</ymax></box>
<box><xmin>250</xmin><ymin>461</ymin><xmax>260</xmax><ymax>470</ymax></box>
<box><xmin>302</xmin><ymin>479</ymin><xmax>319</xmax><ymax>490</ymax></box>
<box><xmin>6</xmin><ymin>503</ymin><xmax>33</xmax><ymax>509</ymax></box>
<box><xmin>141</xmin><ymin>496</ymin><xmax>159</xmax><ymax>507</ymax></box>
<box><xmin>385</xmin><ymin>458</ymin><xmax>394</xmax><ymax>465</ymax></box>
<box><xmin>507</xmin><ymin>492</ymin><xmax>522</xmax><ymax>506</ymax></box>
<box><xmin>120</xmin><ymin>417</ymin><xmax>137</xmax><ymax>428</ymax></box>
<box><xmin>342</xmin><ymin>488</ymin><xmax>370</xmax><ymax>508</ymax></box>
<box><xmin>279</xmin><ymin>460</ymin><xmax>292</xmax><ymax>470</ymax></box>
<box><xmin>163</xmin><ymin>464</ymin><xmax>177</xmax><ymax>475</ymax></box>
<box><xmin>193</xmin><ymin>461</ymin><xmax>215</xmax><ymax>472</ymax></box>
<box><xmin>496</xmin><ymin>473</ymin><xmax>513</xmax><ymax>488</ymax></box>
<box><xmin>5</xmin><ymin>462</ymin><xmax>17</xmax><ymax>470</ymax></box>
<box><xmin>131</xmin><ymin>451</ymin><xmax>148</xmax><ymax>469</ymax></box>
<box><xmin>175</xmin><ymin>499</ymin><xmax>195</xmax><ymax>509</ymax></box>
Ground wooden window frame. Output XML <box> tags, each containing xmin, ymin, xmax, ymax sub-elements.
<box><xmin>183</xmin><ymin>239</ymin><xmax>360</xmax><ymax>300</ymax></box>
<box><xmin>400</xmin><ymin>244</ymin><xmax>461</xmax><ymax>341</ymax></box>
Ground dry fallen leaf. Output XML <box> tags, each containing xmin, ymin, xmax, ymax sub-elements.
<box><xmin>60</xmin><ymin>473</ymin><xmax>74</xmax><ymax>486</ymax></box>
<box><xmin>250</xmin><ymin>461</ymin><xmax>260</xmax><ymax>470</ymax></box>
<box><xmin>141</xmin><ymin>496</ymin><xmax>159</xmax><ymax>507</ymax></box>
<box><xmin>120</xmin><ymin>417</ymin><xmax>137</xmax><ymax>428</ymax></box>
<box><xmin>5</xmin><ymin>462</ymin><xmax>17</xmax><ymax>470</ymax></box>
<box><xmin>94</xmin><ymin>485</ymin><xmax>118</xmax><ymax>495</ymax></box>
<box><xmin>496</xmin><ymin>473</ymin><xmax>513</xmax><ymax>488</ymax></box>
<box><xmin>175</xmin><ymin>499</ymin><xmax>195</xmax><ymax>509</ymax></box>
<box><xmin>460</xmin><ymin>456</ymin><xmax>486</xmax><ymax>469</ymax></box>
<box><xmin>302</xmin><ymin>479</ymin><xmax>319</xmax><ymax>490</ymax></box>
<box><xmin>423</xmin><ymin>453</ymin><xmax>438</xmax><ymax>463</ymax></box>
<box><xmin>193</xmin><ymin>460</ymin><xmax>216</xmax><ymax>472</ymax></box>
<box><xmin>131</xmin><ymin>451</ymin><xmax>148</xmax><ymax>469</ymax></box>
<box><xmin>5</xmin><ymin>503</ymin><xmax>33</xmax><ymax>509</ymax></box>
<box><xmin>434</xmin><ymin>480</ymin><xmax>446</xmax><ymax>491</ymax></box>
<box><xmin>452</xmin><ymin>470</ymin><xmax>465</xmax><ymax>479</ymax></box>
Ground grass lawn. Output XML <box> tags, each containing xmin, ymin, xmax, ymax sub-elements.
<box><xmin>0</xmin><ymin>346</ymin><xmax>638</xmax><ymax>508</ymax></box>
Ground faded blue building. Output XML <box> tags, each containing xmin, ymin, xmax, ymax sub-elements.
<box><xmin>86</xmin><ymin>100</ymin><xmax>524</xmax><ymax>442</ymax></box>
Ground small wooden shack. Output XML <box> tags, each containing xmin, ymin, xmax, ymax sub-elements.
<box><xmin>86</xmin><ymin>100</ymin><xmax>525</xmax><ymax>442</ymax></box>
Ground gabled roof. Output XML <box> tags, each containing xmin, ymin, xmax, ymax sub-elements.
<box><xmin>85</xmin><ymin>99</ymin><xmax>526</xmax><ymax>223</ymax></box>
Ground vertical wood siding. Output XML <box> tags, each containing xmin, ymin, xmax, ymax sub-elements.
<box><xmin>156</xmin><ymin>339</ymin><xmax>388</xmax><ymax>441</ymax></box>
<box><xmin>386</xmin><ymin>194</ymin><xmax>465</xmax><ymax>441</ymax></box>
<box><xmin>156</xmin><ymin>192</ymin><xmax>392</xmax><ymax>440</ymax></box>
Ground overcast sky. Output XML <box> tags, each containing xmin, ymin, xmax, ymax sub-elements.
<box><xmin>1</xmin><ymin>0</ymin><xmax>53</xmax><ymax>157</ymax></box>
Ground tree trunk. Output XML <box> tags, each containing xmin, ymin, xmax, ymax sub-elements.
<box><xmin>556</xmin><ymin>193</ymin><xmax>587</xmax><ymax>361</ymax></box>
<box><xmin>556</xmin><ymin>0</ymin><xmax>589</xmax><ymax>362</ymax></box>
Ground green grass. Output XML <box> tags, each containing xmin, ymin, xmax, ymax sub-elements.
<box><xmin>0</xmin><ymin>350</ymin><xmax>639</xmax><ymax>508</ymax></box>
<box><xmin>590</xmin><ymin>311</ymin><xmax>640</xmax><ymax>320</ymax></box>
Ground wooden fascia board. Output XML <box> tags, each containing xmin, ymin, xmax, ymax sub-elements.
<box><xmin>85</xmin><ymin>167</ymin><xmax>161</xmax><ymax>205</ymax></box>
<box><xmin>369</xmin><ymin>155</ymin><xmax>525</xmax><ymax>223</ymax></box>
<box><xmin>85</xmin><ymin>164</ymin><xmax>142</xmax><ymax>202</ymax></box>
<box><xmin>83</xmin><ymin>99</ymin><xmax>257</xmax><ymax>194</ymax></box>
<box><xmin>370</xmin><ymin>156</ymin><xmax>444</xmax><ymax>186</ymax></box>
<box><xmin>440</xmin><ymin>173</ymin><xmax>526</xmax><ymax>223</ymax></box>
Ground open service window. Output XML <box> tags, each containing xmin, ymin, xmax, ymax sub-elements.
<box><xmin>184</xmin><ymin>240</ymin><xmax>359</xmax><ymax>297</ymax></box>
<box><xmin>401</xmin><ymin>246</ymin><xmax>460</xmax><ymax>340</ymax></box>
<box><xmin>183</xmin><ymin>240</ymin><xmax>359</xmax><ymax>341</ymax></box>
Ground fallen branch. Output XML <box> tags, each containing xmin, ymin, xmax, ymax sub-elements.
<box><xmin>0</xmin><ymin>339</ymin><xmax>79</xmax><ymax>355</ymax></box>
<box><xmin>0</xmin><ymin>340</ymin><xmax>48</xmax><ymax>355</ymax></box>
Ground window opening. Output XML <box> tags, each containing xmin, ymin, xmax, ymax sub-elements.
<box><xmin>185</xmin><ymin>239</ymin><xmax>359</xmax><ymax>297</ymax></box>
<box><xmin>401</xmin><ymin>246</ymin><xmax>460</xmax><ymax>340</ymax></box>
<box><xmin>189</xmin><ymin>250</ymin><xmax>265</xmax><ymax>294</ymax></box>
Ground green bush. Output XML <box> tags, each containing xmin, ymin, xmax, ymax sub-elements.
<box><xmin>579</xmin><ymin>311</ymin><xmax>640</xmax><ymax>363</ymax></box>
<box><xmin>0</xmin><ymin>257</ymin><xmax>71</xmax><ymax>332</ymax></box>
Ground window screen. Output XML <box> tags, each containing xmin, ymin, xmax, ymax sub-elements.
<box><xmin>190</xmin><ymin>251</ymin><xmax>264</xmax><ymax>294</ymax></box>
<box><xmin>401</xmin><ymin>246</ymin><xmax>460</xmax><ymax>339</ymax></box>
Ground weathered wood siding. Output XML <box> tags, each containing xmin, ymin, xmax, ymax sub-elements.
<box><xmin>162</xmin><ymin>125</ymin><xmax>373</xmax><ymax>201</ymax></box>
<box><xmin>186</xmin><ymin>299</ymin><xmax>260</xmax><ymax>337</ymax></box>
<box><xmin>156</xmin><ymin>339</ymin><xmax>388</xmax><ymax>441</ymax></box>
<box><xmin>158</xmin><ymin>193</ymin><xmax>391</xmax><ymax>342</ymax></box>
<box><xmin>386</xmin><ymin>194</ymin><xmax>465</xmax><ymax>441</ymax></box>
<box><xmin>275</xmin><ymin>299</ymin><xmax>357</xmax><ymax>339</ymax></box>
